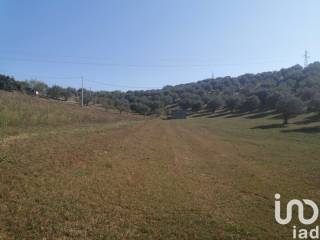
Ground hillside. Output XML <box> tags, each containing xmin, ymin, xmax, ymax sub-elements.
<box><xmin>1</xmin><ymin>63</ymin><xmax>320</xmax><ymax>123</ymax></box>
<box><xmin>0</xmin><ymin>90</ymin><xmax>142</xmax><ymax>130</ymax></box>
<box><xmin>97</xmin><ymin>62</ymin><xmax>320</xmax><ymax>118</ymax></box>
<box><xmin>1</xmin><ymin>65</ymin><xmax>320</xmax><ymax>239</ymax></box>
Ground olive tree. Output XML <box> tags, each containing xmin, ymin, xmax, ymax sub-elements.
<box><xmin>309</xmin><ymin>95</ymin><xmax>320</xmax><ymax>114</ymax></box>
<box><xmin>242</xmin><ymin>95</ymin><xmax>261</xmax><ymax>112</ymax></box>
<box><xmin>276</xmin><ymin>95</ymin><xmax>305</xmax><ymax>125</ymax></box>
<box><xmin>207</xmin><ymin>96</ymin><xmax>223</xmax><ymax>113</ymax></box>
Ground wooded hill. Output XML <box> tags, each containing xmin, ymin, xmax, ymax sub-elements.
<box><xmin>1</xmin><ymin>62</ymin><xmax>320</xmax><ymax>124</ymax></box>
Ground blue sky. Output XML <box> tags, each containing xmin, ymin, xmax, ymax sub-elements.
<box><xmin>1</xmin><ymin>0</ymin><xmax>319</xmax><ymax>91</ymax></box>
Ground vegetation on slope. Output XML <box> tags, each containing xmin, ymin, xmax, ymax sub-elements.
<box><xmin>1</xmin><ymin>63</ymin><xmax>319</xmax><ymax>239</ymax></box>
<box><xmin>0</xmin><ymin>90</ymin><xmax>141</xmax><ymax>130</ymax></box>
<box><xmin>1</xmin><ymin>62</ymin><xmax>320</xmax><ymax>124</ymax></box>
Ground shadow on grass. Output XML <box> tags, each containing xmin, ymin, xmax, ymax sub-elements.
<box><xmin>245</xmin><ymin>110</ymin><xmax>277</xmax><ymax>119</ymax></box>
<box><xmin>190</xmin><ymin>111</ymin><xmax>212</xmax><ymax>118</ymax></box>
<box><xmin>209</xmin><ymin>110</ymin><xmax>261</xmax><ymax>119</ymax></box>
<box><xmin>225</xmin><ymin>111</ymin><xmax>250</xmax><ymax>118</ymax></box>
<box><xmin>208</xmin><ymin>111</ymin><xmax>231</xmax><ymax>118</ymax></box>
<box><xmin>281</xmin><ymin>126</ymin><xmax>320</xmax><ymax>134</ymax></box>
<box><xmin>294</xmin><ymin>114</ymin><xmax>320</xmax><ymax>125</ymax></box>
<box><xmin>211</xmin><ymin>109</ymin><xmax>277</xmax><ymax>119</ymax></box>
<box><xmin>251</xmin><ymin>123</ymin><xmax>285</xmax><ymax>130</ymax></box>
<box><xmin>270</xmin><ymin>114</ymin><xmax>283</xmax><ymax>120</ymax></box>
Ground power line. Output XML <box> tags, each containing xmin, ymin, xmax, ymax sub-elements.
<box><xmin>2</xmin><ymin>53</ymin><xmax>315</xmax><ymax>91</ymax></box>
<box><xmin>0</xmin><ymin>52</ymin><xmax>291</xmax><ymax>65</ymax></box>
<box><xmin>0</xmin><ymin>56</ymin><xmax>213</xmax><ymax>68</ymax></box>
<box><xmin>0</xmin><ymin>51</ymin><xmax>292</xmax><ymax>65</ymax></box>
<box><xmin>0</xmin><ymin>51</ymin><xmax>112</xmax><ymax>62</ymax></box>
<box><xmin>0</xmin><ymin>56</ymin><xmax>294</xmax><ymax>68</ymax></box>
<box><xmin>22</xmin><ymin>75</ymin><xmax>81</xmax><ymax>80</ymax></box>
<box><xmin>0</xmin><ymin>70</ymin><xmax>82</xmax><ymax>80</ymax></box>
<box><xmin>3</xmin><ymin>71</ymin><xmax>161</xmax><ymax>89</ymax></box>
<box><xmin>86</xmin><ymin>79</ymin><xmax>160</xmax><ymax>89</ymax></box>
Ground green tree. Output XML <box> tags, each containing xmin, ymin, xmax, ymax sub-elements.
<box><xmin>242</xmin><ymin>96</ymin><xmax>261</xmax><ymax>112</ymax></box>
<box><xmin>115</xmin><ymin>99</ymin><xmax>130</xmax><ymax>114</ymax></box>
<box><xmin>309</xmin><ymin>95</ymin><xmax>320</xmax><ymax>114</ymax></box>
<box><xmin>191</xmin><ymin>100</ymin><xmax>202</xmax><ymax>112</ymax></box>
<box><xmin>207</xmin><ymin>96</ymin><xmax>223</xmax><ymax>113</ymax></box>
<box><xmin>130</xmin><ymin>103</ymin><xmax>150</xmax><ymax>116</ymax></box>
<box><xmin>47</xmin><ymin>85</ymin><xmax>64</xmax><ymax>99</ymax></box>
<box><xmin>276</xmin><ymin>96</ymin><xmax>305</xmax><ymax>125</ymax></box>
<box><xmin>0</xmin><ymin>75</ymin><xmax>18</xmax><ymax>91</ymax></box>
<box><xmin>225</xmin><ymin>95</ymin><xmax>244</xmax><ymax>112</ymax></box>
<box><xmin>28</xmin><ymin>80</ymin><xmax>48</xmax><ymax>95</ymax></box>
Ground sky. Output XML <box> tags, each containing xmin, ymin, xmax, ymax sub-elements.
<box><xmin>1</xmin><ymin>0</ymin><xmax>320</xmax><ymax>91</ymax></box>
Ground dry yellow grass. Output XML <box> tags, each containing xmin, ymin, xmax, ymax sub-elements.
<box><xmin>0</xmin><ymin>90</ymin><xmax>141</xmax><ymax>129</ymax></box>
<box><xmin>1</xmin><ymin>96</ymin><xmax>320</xmax><ymax>239</ymax></box>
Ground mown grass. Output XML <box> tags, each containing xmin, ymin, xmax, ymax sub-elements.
<box><xmin>188</xmin><ymin>110</ymin><xmax>320</xmax><ymax>191</ymax></box>
<box><xmin>0</xmin><ymin>120</ymin><xmax>255</xmax><ymax>240</ymax></box>
<box><xmin>1</xmin><ymin>98</ymin><xmax>320</xmax><ymax>239</ymax></box>
<box><xmin>184</xmin><ymin>110</ymin><xmax>320</xmax><ymax>238</ymax></box>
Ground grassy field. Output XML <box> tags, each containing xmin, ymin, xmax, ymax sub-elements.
<box><xmin>1</xmin><ymin>96</ymin><xmax>320</xmax><ymax>239</ymax></box>
<box><xmin>0</xmin><ymin>91</ymin><xmax>141</xmax><ymax>128</ymax></box>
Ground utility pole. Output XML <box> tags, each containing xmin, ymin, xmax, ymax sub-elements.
<box><xmin>81</xmin><ymin>76</ymin><xmax>84</xmax><ymax>107</ymax></box>
<box><xmin>304</xmin><ymin>50</ymin><xmax>310</xmax><ymax>68</ymax></box>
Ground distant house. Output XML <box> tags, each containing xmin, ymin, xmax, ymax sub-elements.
<box><xmin>169</xmin><ymin>109</ymin><xmax>187</xmax><ymax>119</ymax></box>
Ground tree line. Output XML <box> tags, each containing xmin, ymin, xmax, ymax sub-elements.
<box><xmin>1</xmin><ymin>62</ymin><xmax>320</xmax><ymax>124</ymax></box>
